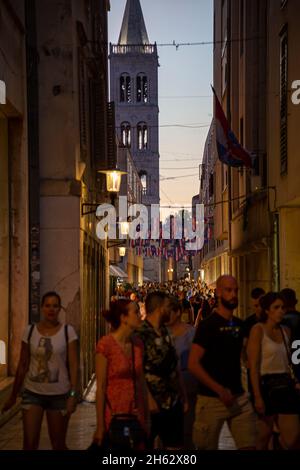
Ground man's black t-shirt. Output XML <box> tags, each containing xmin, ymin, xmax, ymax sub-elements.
<box><xmin>282</xmin><ymin>310</ymin><xmax>300</xmax><ymax>342</ymax></box>
<box><xmin>244</xmin><ymin>313</ymin><xmax>259</xmax><ymax>339</ymax></box>
<box><xmin>282</xmin><ymin>310</ymin><xmax>300</xmax><ymax>382</ymax></box>
<box><xmin>193</xmin><ymin>312</ymin><xmax>245</xmax><ymax>397</ymax></box>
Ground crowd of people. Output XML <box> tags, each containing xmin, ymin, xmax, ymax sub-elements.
<box><xmin>98</xmin><ymin>277</ymin><xmax>300</xmax><ymax>450</ymax></box>
<box><xmin>2</xmin><ymin>278</ymin><xmax>300</xmax><ymax>451</ymax></box>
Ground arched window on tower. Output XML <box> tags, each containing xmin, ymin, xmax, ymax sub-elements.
<box><xmin>121</xmin><ymin>122</ymin><xmax>131</xmax><ymax>147</ymax></box>
<box><xmin>120</xmin><ymin>74</ymin><xmax>131</xmax><ymax>103</ymax></box>
<box><xmin>137</xmin><ymin>122</ymin><xmax>148</xmax><ymax>150</ymax></box>
<box><xmin>139</xmin><ymin>171</ymin><xmax>148</xmax><ymax>196</ymax></box>
<box><xmin>136</xmin><ymin>74</ymin><xmax>148</xmax><ymax>103</ymax></box>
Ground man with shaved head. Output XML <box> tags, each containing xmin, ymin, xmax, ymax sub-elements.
<box><xmin>188</xmin><ymin>275</ymin><xmax>256</xmax><ymax>450</ymax></box>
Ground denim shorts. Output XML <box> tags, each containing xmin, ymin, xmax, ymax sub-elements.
<box><xmin>21</xmin><ymin>389</ymin><xmax>68</xmax><ymax>412</ymax></box>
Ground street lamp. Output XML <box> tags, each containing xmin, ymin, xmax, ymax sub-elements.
<box><xmin>185</xmin><ymin>266</ymin><xmax>191</xmax><ymax>281</ymax></box>
<box><xmin>167</xmin><ymin>268</ymin><xmax>174</xmax><ymax>281</ymax></box>
<box><xmin>81</xmin><ymin>167</ymin><xmax>127</xmax><ymax>216</ymax></box>
<box><xmin>120</xmin><ymin>221</ymin><xmax>130</xmax><ymax>236</ymax></box>
<box><xmin>98</xmin><ymin>168</ymin><xmax>127</xmax><ymax>194</ymax></box>
<box><xmin>119</xmin><ymin>246</ymin><xmax>126</xmax><ymax>257</ymax></box>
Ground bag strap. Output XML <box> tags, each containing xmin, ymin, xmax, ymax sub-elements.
<box><xmin>131</xmin><ymin>339</ymin><xmax>137</xmax><ymax>410</ymax></box>
<box><xmin>279</xmin><ymin>326</ymin><xmax>297</xmax><ymax>381</ymax></box>
<box><xmin>27</xmin><ymin>324</ymin><xmax>35</xmax><ymax>343</ymax></box>
<box><xmin>64</xmin><ymin>324</ymin><xmax>70</xmax><ymax>377</ymax></box>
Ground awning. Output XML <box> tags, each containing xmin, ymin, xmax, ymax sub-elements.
<box><xmin>109</xmin><ymin>265</ymin><xmax>128</xmax><ymax>278</ymax></box>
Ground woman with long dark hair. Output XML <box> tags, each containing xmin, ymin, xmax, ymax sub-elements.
<box><xmin>247</xmin><ymin>292</ymin><xmax>300</xmax><ymax>449</ymax></box>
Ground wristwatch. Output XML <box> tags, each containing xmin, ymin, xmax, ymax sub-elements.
<box><xmin>68</xmin><ymin>389</ymin><xmax>77</xmax><ymax>398</ymax></box>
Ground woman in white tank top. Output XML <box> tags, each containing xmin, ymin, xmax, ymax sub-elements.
<box><xmin>247</xmin><ymin>292</ymin><xmax>300</xmax><ymax>450</ymax></box>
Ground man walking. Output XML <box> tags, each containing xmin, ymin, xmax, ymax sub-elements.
<box><xmin>244</xmin><ymin>287</ymin><xmax>266</xmax><ymax>339</ymax></box>
<box><xmin>136</xmin><ymin>291</ymin><xmax>185</xmax><ymax>449</ymax></box>
<box><xmin>243</xmin><ymin>287</ymin><xmax>265</xmax><ymax>396</ymax></box>
<box><xmin>188</xmin><ymin>275</ymin><xmax>256</xmax><ymax>450</ymax></box>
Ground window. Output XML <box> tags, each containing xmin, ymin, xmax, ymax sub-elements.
<box><xmin>128</xmin><ymin>160</ymin><xmax>132</xmax><ymax>192</ymax></box>
<box><xmin>137</xmin><ymin>122</ymin><xmax>148</xmax><ymax>150</ymax></box>
<box><xmin>209</xmin><ymin>173</ymin><xmax>214</xmax><ymax>198</ymax></box>
<box><xmin>120</xmin><ymin>122</ymin><xmax>131</xmax><ymax>147</ymax></box>
<box><xmin>139</xmin><ymin>172</ymin><xmax>148</xmax><ymax>195</ymax></box>
<box><xmin>240</xmin><ymin>117</ymin><xmax>244</xmax><ymax>146</ymax></box>
<box><xmin>222</xmin><ymin>165</ymin><xmax>228</xmax><ymax>191</ymax></box>
<box><xmin>120</xmin><ymin>74</ymin><xmax>131</xmax><ymax>103</ymax></box>
<box><xmin>280</xmin><ymin>26</ymin><xmax>288</xmax><ymax>175</ymax></box>
<box><xmin>136</xmin><ymin>74</ymin><xmax>148</xmax><ymax>103</ymax></box>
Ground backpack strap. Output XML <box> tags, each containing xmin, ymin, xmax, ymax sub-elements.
<box><xmin>64</xmin><ymin>324</ymin><xmax>69</xmax><ymax>343</ymax></box>
<box><xmin>65</xmin><ymin>324</ymin><xmax>70</xmax><ymax>377</ymax></box>
<box><xmin>27</xmin><ymin>324</ymin><xmax>35</xmax><ymax>343</ymax></box>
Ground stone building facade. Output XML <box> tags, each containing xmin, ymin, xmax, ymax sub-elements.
<box><xmin>0</xmin><ymin>1</ymin><xmax>112</xmax><ymax>418</ymax></box>
<box><xmin>0</xmin><ymin>0</ymin><xmax>29</xmax><ymax>419</ymax></box>
<box><xmin>200</xmin><ymin>0</ymin><xmax>300</xmax><ymax>317</ymax></box>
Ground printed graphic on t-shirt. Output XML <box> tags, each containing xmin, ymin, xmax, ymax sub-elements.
<box><xmin>29</xmin><ymin>337</ymin><xmax>59</xmax><ymax>383</ymax></box>
<box><xmin>219</xmin><ymin>325</ymin><xmax>242</xmax><ymax>338</ymax></box>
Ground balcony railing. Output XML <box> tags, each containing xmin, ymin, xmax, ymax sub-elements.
<box><xmin>110</xmin><ymin>44</ymin><xmax>157</xmax><ymax>55</ymax></box>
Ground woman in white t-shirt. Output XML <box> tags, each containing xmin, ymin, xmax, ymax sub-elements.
<box><xmin>2</xmin><ymin>291</ymin><xmax>79</xmax><ymax>450</ymax></box>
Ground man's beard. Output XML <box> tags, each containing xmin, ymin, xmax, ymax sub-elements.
<box><xmin>220</xmin><ymin>296</ymin><xmax>238</xmax><ymax>310</ymax></box>
<box><xmin>161</xmin><ymin>310</ymin><xmax>171</xmax><ymax>323</ymax></box>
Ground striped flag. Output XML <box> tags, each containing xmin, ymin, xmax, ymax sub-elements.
<box><xmin>212</xmin><ymin>86</ymin><xmax>253</xmax><ymax>168</ymax></box>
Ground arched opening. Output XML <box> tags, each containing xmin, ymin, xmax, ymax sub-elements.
<box><xmin>120</xmin><ymin>73</ymin><xmax>131</xmax><ymax>103</ymax></box>
<box><xmin>139</xmin><ymin>171</ymin><xmax>148</xmax><ymax>195</ymax></box>
<box><xmin>137</xmin><ymin>122</ymin><xmax>148</xmax><ymax>150</ymax></box>
<box><xmin>120</xmin><ymin>122</ymin><xmax>131</xmax><ymax>147</ymax></box>
<box><xmin>136</xmin><ymin>74</ymin><xmax>148</xmax><ymax>103</ymax></box>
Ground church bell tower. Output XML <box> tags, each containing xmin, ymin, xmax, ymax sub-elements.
<box><xmin>110</xmin><ymin>0</ymin><xmax>160</xmax><ymax>280</ymax></box>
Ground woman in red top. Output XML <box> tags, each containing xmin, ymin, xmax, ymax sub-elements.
<box><xmin>93</xmin><ymin>299</ymin><xmax>149</xmax><ymax>447</ymax></box>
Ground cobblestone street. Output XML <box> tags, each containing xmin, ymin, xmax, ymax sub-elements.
<box><xmin>0</xmin><ymin>402</ymin><xmax>235</xmax><ymax>451</ymax></box>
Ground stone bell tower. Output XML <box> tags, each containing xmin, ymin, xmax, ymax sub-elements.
<box><xmin>110</xmin><ymin>0</ymin><xmax>160</xmax><ymax>281</ymax></box>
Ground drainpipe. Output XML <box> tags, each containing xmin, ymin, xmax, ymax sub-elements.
<box><xmin>25</xmin><ymin>0</ymin><xmax>40</xmax><ymax>322</ymax></box>
<box><xmin>271</xmin><ymin>212</ymin><xmax>280</xmax><ymax>291</ymax></box>
<box><xmin>227</xmin><ymin>0</ymin><xmax>232</xmax><ymax>274</ymax></box>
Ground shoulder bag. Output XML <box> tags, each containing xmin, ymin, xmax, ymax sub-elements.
<box><xmin>103</xmin><ymin>340</ymin><xmax>147</xmax><ymax>450</ymax></box>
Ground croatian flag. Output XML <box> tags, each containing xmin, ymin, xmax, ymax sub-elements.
<box><xmin>212</xmin><ymin>86</ymin><xmax>252</xmax><ymax>168</ymax></box>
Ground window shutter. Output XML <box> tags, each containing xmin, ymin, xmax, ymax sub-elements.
<box><xmin>280</xmin><ymin>27</ymin><xmax>288</xmax><ymax>175</ymax></box>
<box><xmin>107</xmin><ymin>102</ymin><xmax>117</xmax><ymax>169</ymax></box>
<box><xmin>90</xmin><ymin>78</ymin><xmax>107</xmax><ymax>169</ymax></box>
